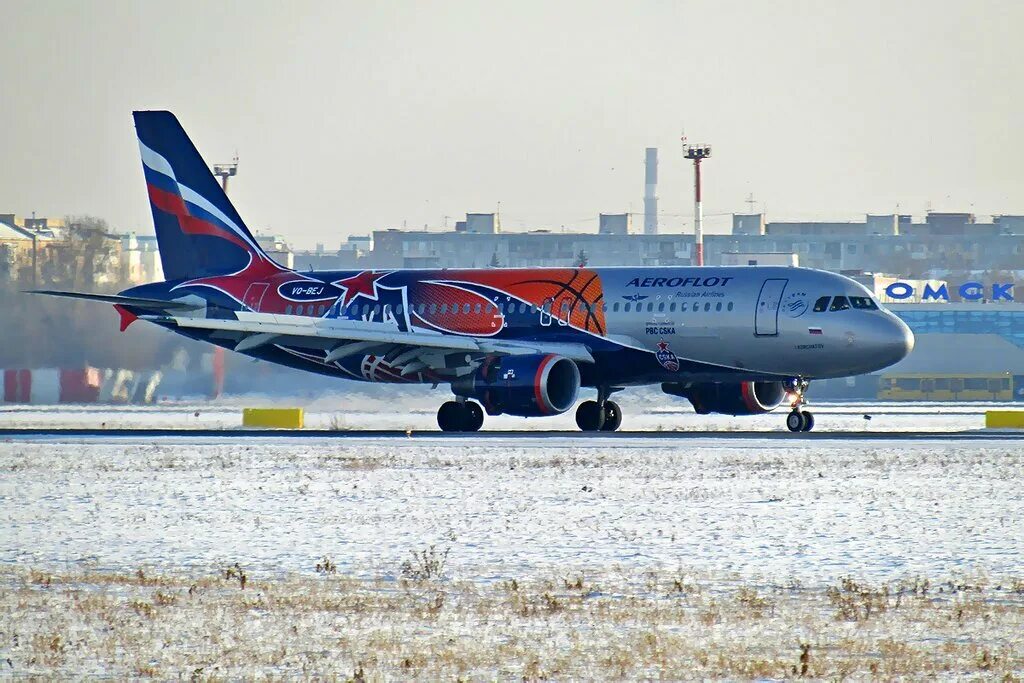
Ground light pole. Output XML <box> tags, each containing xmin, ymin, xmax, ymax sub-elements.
<box><xmin>682</xmin><ymin>138</ymin><xmax>712</xmax><ymax>266</ymax></box>
<box><xmin>209</xmin><ymin>156</ymin><xmax>239</xmax><ymax>399</ymax></box>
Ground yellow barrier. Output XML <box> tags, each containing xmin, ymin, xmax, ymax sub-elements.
<box><xmin>243</xmin><ymin>407</ymin><xmax>304</xmax><ymax>429</ymax></box>
<box><xmin>985</xmin><ymin>411</ymin><xmax>1024</xmax><ymax>429</ymax></box>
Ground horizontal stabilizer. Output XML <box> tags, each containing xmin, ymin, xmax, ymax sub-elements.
<box><xmin>25</xmin><ymin>290</ymin><xmax>203</xmax><ymax>311</ymax></box>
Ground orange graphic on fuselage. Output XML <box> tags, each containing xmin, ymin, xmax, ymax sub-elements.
<box><xmin>440</xmin><ymin>268</ymin><xmax>607</xmax><ymax>336</ymax></box>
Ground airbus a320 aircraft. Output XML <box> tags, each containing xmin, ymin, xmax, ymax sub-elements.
<box><xmin>34</xmin><ymin>112</ymin><xmax>914</xmax><ymax>432</ymax></box>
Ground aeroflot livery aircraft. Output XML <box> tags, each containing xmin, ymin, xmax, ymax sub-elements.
<box><xmin>35</xmin><ymin>112</ymin><xmax>915</xmax><ymax>432</ymax></box>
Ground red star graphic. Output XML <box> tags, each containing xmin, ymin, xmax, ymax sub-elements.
<box><xmin>333</xmin><ymin>270</ymin><xmax>390</xmax><ymax>307</ymax></box>
<box><xmin>657</xmin><ymin>341</ymin><xmax>670</xmax><ymax>352</ymax></box>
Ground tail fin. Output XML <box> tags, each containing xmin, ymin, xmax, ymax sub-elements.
<box><xmin>133</xmin><ymin>111</ymin><xmax>276</xmax><ymax>281</ymax></box>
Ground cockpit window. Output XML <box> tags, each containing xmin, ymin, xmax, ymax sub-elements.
<box><xmin>812</xmin><ymin>296</ymin><xmax>831</xmax><ymax>312</ymax></box>
<box><xmin>850</xmin><ymin>296</ymin><xmax>878</xmax><ymax>310</ymax></box>
<box><xmin>829</xmin><ymin>296</ymin><xmax>851</xmax><ymax>311</ymax></box>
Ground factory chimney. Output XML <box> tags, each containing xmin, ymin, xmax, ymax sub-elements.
<box><xmin>643</xmin><ymin>148</ymin><xmax>658</xmax><ymax>235</ymax></box>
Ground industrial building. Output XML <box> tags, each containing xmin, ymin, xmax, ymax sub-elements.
<box><xmin>356</xmin><ymin>210</ymin><xmax>1024</xmax><ymax>276</ymax></box>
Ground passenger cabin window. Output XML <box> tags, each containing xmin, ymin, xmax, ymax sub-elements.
<box><xmin>850</xmin><ymin>296</ymin><xmax>878</xmax><ymax>310</ymax></box>
<box><xmin>624</xmin><ymin>303</ymin><xmax>631</xmax><ymax>312</ymax></box>
<box><xmin>285</xmin><ymin>304</ymin><xmax>293</xmax><ymax>315</ymax></box>
<box><xmin>829</xmin><ymin>296</ymin><xmax>851</xmax><ymax>312</ymax></box>
<box><xmin>727</xmin><ymin>302</ymin><xmax>734</xmax><ymax>311</ymax></box>
<box><xmin>613</xmin><ymin>302</ymin><xmax>620</xmax><ymax>312</ymax></box>
<box><xmin>813</xmin><ymin>296</ymin><xmax>831</xmax><ymax>312</ymax></box>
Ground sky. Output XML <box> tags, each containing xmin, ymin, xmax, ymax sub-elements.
<box><xmin>1</xmin><ymin>0</ymin><xmax>1022</xmax><ymax>249</ymax></box>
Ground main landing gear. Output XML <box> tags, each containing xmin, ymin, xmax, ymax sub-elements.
<box><xmin>437</xmin><ymin>399</ymin><xmax>484</xmax><ymax>432</ymax></box>
<box><xmin>785</xmin><ymin>378</ymin><xmax>814</xmax><ymax>433</ymax></box>
<box><xmin>575</xmin><ymin>387</ymin><xmax>623</xmax><ymax>432</ymax></box>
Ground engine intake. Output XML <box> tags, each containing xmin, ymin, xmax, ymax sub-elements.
<box><xmin>662</xmin><ymin>380</ymin><xmax>787</xmax><ymax>416</ymax></box>
<box><xmin>454</xmin><ymin>354</ymin><xmax>581</xmax><ymax>417</ymax></box>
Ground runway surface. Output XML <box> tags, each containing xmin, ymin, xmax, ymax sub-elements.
<box><xmin>2</xmin><ymin>426</ymin><xmax>1023</xmax><ymax>441</ymax></box>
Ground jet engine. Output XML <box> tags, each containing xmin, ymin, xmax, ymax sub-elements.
<box><xmin>662</xmin><ymin>380</ymin><xmax>787</xmax><ymax>416</ymax></box>
<box><xmin>454</xmin><ymin>354</ymin><xmax>581</xmax><ymax>417</ymax></box>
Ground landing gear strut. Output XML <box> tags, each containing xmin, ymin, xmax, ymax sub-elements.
<box><xmin>576</xmin><ymin>386</ymin><xmax>623</xmax><ymax>432</ymax></box>
<box><xmin>785</xmin><ymin>378</ymin><xmax>814</xmax><ymax>433</ymax></box>
<box><xmin>437</xmin><ymin>399</ymin><xmax>484</xmax><ymax>432</ymax></box>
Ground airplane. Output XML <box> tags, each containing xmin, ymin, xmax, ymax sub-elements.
<box><xmin>32</xmin><ymin>111</ymin><xmax>914</xmax><ymax>433</ymax></box>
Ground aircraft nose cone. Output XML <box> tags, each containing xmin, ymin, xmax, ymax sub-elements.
<box><xmin>897</xmin><ymin>317</ymin><xmax>915</xmax><ymax>359</ymax></box>
<box><xmin>877</xmin><ymin>314</ymin><xmax>915</xmax><ymax>366</ymax></box>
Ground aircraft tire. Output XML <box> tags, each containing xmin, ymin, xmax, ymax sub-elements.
<box><xmin>576</xmin><ymin>400</ymin><xmax>605</xmax><ymax>431</ymax></box>
<box><xmin>438</xmin><ymin>401</ymin><xmax>466</xmax><ymax>432</ymax></box>
<box><xmin>786</xmin><ymin>410</ymin><xmax>806</xmax><ymax>433</ymax></box>
<box><xmin>465</xmin><ymin>402</ymin><xmax>484</xmax><ymax>432</ymax></box>
<box><xmin>601</xmin><ymin>401</ymin><xmax>622</xmax><ymax>432</ymax></box>
<box><xmin>800</xmin><ymin>410</ymin><xmax>815</xmax><ymax>432</ymax></box>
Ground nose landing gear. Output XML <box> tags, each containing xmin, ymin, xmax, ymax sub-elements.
<box><xmin>576</xmin><ymin>387</ymin><xmax>623</xmax><ymax>432</ymax></box>
<box><xmin>437</xmin><ymin>399</ymin><xmax>484</xmax><ymax>432</ymax></box>
<box><xmin>785</xmin><ymin>378</ymin><xmax>814</xmax><ymax>432</ymax></box>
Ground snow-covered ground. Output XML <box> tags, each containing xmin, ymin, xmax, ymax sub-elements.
<box><xmin>2</xmin><ymin>430</ymin><xmax>1022</xmax><ymax>583</ymax></box>
<box><xmin>2</xmin><ymin>416</ymin><xmax>1023</xmax><ymax>677</ymax></box>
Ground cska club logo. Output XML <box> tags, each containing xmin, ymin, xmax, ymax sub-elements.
<box><xmin>656</xmin><ymin>341</ymin><xmax>680</xmax><ymax>372</ymax></box>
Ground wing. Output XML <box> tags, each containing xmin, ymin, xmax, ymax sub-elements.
<box><xmin>146</xmin><ymin>310</ymin><xmax>596</xmax><ymax>376</ymax></box>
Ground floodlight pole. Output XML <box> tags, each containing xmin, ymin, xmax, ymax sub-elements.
<box><xmin>682</xmin><ymin>140</ymin><xmax>711</xmax><ymax>266</ymax></box>
<box><xmin>209</xmin><ymin>157</ymin><xmax>239</xmax><ymax>399</ymax></box>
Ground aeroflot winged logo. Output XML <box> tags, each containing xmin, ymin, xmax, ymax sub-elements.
<box><xmin>781</xmin><ymin>291</ymin><xmax>809</xmax><ymax>318</ymax></box>
<box><xmin>622</xmin><ymin>294</ymin><xmax>649</xmax><ymax>302</ymax></box>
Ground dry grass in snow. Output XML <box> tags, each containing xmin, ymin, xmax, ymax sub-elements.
<box><xmin>3</xmin><ymin>564</ymin><xmax>1024</xmax><ymax>679</ymax></box>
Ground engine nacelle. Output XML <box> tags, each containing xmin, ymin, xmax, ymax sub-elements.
<box><xmin>662</xmin><ymin>380</ymin><xmax>787</xmax><ymax>416</ymax></box>
<box><xmin>454</xmin><ymin>354</ymin><xmax>581</xmax><ymax>417</ymax></box>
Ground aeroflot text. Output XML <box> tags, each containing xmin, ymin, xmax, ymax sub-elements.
<box><xmin>627</xmin><ymin>276</ymin><xmax>734</xmax><ymax>288</ymax></box>
<box><xmin>885</xmin><ymin>281</ymin><xmax>1015</xmax><ymax>302</ymax></box>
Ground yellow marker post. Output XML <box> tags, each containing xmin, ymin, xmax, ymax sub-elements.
<box><xmin>243</xmin><ymin>408</ymin><xmax>304</xmax><ymax>429</ymax></box>
<box><xmin>985</xmin><ymin>411</ymin><xmax>1024</xmax><ymax>429</ymax></box>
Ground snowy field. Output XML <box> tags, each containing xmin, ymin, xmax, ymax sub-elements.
<box><xmin>2</xmin><ymin>408</ymin><xmax>1024</xmax><ymax>676</ymax></box>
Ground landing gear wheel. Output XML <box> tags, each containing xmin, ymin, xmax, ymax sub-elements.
<box><xmin>799</xmin><ymin>410</ymin><xmax>814</xmax><ymax>432</ymax></box>
<box><xmin>786</xmin><ymin>410</ymin><xmax>806</xmax><ymax>433</ymax></box>
<box><xmin>600</xmin><ymin>401</ymin><xmax>622</xmax><ymax>432</ymax></box>
<box><xmin>437</xmin><ymin>401</ymin><xmax>466</xmax><ymax>432</ymax></box>
<box><xmin>464</xmin><ymin>401</ymin><xmax>484</xmax><ymax>432</ymax></box>
<box><xmin>576</xmin><ymin>400</ymin><xmax>605</xmax><ymax>432</ymax></box>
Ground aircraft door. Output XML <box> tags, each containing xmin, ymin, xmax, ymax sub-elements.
<box><xmin>754</xmin><ymin>278</ymin><xmax>788</xmax><ymax>336</ymax></box>
<box><xmin>242</xmin><ymin>282</ymin><xmax>269</xmax><ymax>311</ymax></box>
